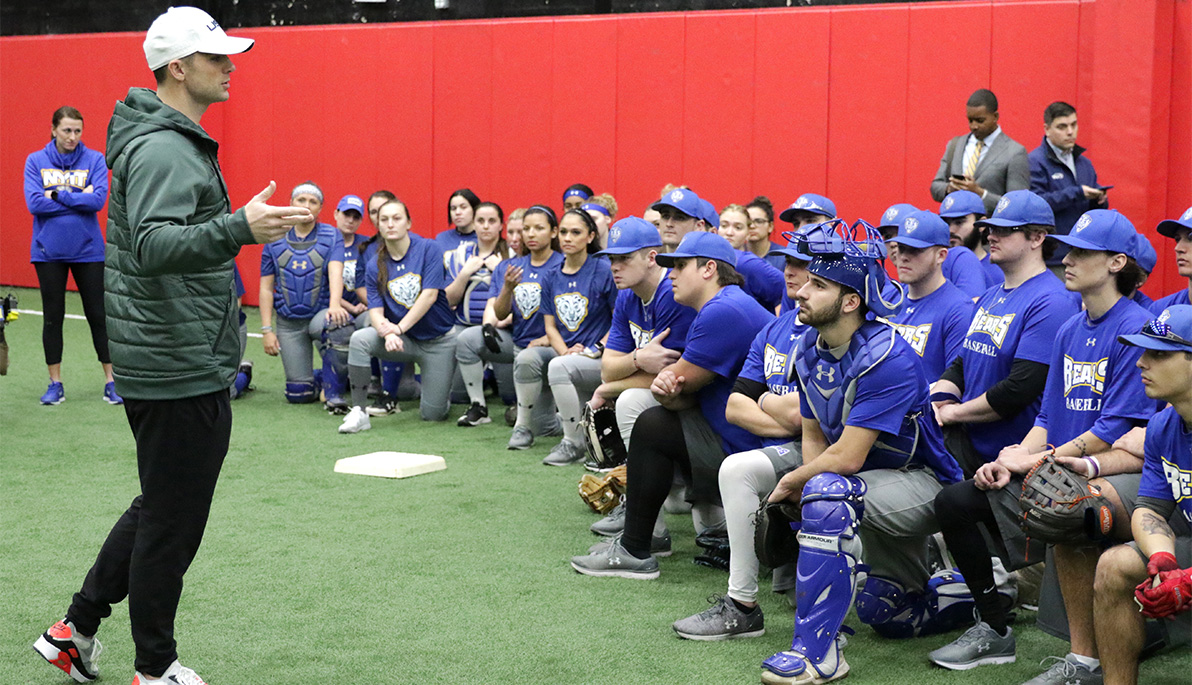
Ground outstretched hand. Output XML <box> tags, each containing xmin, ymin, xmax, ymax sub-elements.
<box><xmin>244</xmin><ymin>181</ymin><xmax>312</xmax><ymax>244</ymax></box>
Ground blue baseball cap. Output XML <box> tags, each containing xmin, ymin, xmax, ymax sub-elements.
<box><xmin>1118</xmin><ymin>305</ymin><xmax>1192</xmax><ymax>352</ymax></box>
<box><xmin>939</xmin><ymin>190</ymin><xmax>986</xmax><ymax>219</ymax></box>
<box><xmin>779</xmin><ymin>194</ymin><xmax>837</xmax><ymax>224</ymax></box>
<box><xmin>595</xmin><ymin>217</ymin><xmax>662</xmax><ymax>256</ymax></box>
<box><xmin>888</xmin><ymin>210</ymin><xmax>950</xmax><ymax>249</ymax></box>
<box><xmin>1052</xmin><ymin>210</ymin><xmax>1136</xmax><ymax>254</ymax></box>
<box><xmin>1131</xmin><ymin>233</ymin><xmax>1158</xmax><ymax>274</ymax></box>
<box><xmin>1156</xmin><ymin>206</ymin><xmax>1192</xmax><ymax>239</ymax></box>
<box><xmin>698</xmin><ymin>198</ymin><xmax>722</xmax><ymax>230</ymax></box>
<box><xmin>877</xmin><ymin>203</ymin><xmax>918</xmax><ymax>229</ymax></box>
<box><xmin>768</xmin><ymin>224</ymin><xmax>816</xmax><ymax>263</ymax></box>
<box><xmin>336</xmin><ymin>194</ymin><xmax>365</xmax><ymax>215</ymax></box>
<box><xmin>655</xmin><ymin>231</ymin><xmax>738</xmax><ymax>269</ymax></box>
<box><xmin>975</xmin><ymin>190</ymin><xmax>1055</xmax><ymax>229</ymax></box>
<box><xmin>650</xmin><ymin>187</ymin><xmax>704</xmax><ymax>222</ymax></box>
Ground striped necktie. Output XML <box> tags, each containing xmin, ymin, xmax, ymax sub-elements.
<box><xmin>965</xmin><ymin>140</ymin><xmax>984</xmax><ymax>178</ymax></box>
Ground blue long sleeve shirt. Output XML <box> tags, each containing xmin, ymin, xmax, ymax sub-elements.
<box><xmin>25</xmin><ymin>140</ymin><xmax>109</xmax><ymax>262</ymax></box>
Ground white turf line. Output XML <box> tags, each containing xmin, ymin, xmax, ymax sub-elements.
<box><xmin>16</xmin><ymin>308</ymin><xmax>264</xmax><ymax>337</ymax></box>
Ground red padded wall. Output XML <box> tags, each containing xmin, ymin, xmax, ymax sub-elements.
<box><xmin>2</xmin><ymin>0</ymin><xmax>1187</xmax><ymax>304</ymax></box>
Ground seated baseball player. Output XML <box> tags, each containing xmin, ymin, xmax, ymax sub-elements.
<box><xmin>670</xmin><ymin>236</ymin><xmax>812</xmax><ymax>641</ymax></box>
<box><xmin>876</xmin><ymin>203</ymin><xmax>986</xmax><ymax>300</ymax></box>
<box><xmin>570</xmin><ymin>232</ymin><xmax>773</xmax><ymax>577</ymax></box>
<box><xmin>759</xmin><ymin>220</ymin><xmax>966</xmax><ymax>685</ymax></box>
<box><xmin>885</xmin><ymin>209</ymin><xmax>975</xmax><ymax>380</ymax></box>
<box><xmin>928</xmin><ymin>210</ymin><xmax>1160</xmax><ymax>684</ymax></box>
<box><xmin>1094</xmin><ymin>304</ymin><xmax>1192</xmax><ymax>685</ymax></box>
<box><xmin>1149</xmin><ymin>207</ymin><xmax>1192</xmax><ymax>314</ymax></box>
<box><xmin>940</xmin><ymin>189</ymin><xmax>1004</xmax><ymax>289</ymax></box>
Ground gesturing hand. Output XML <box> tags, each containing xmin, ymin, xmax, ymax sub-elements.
<box><xmin>245</xmin><ymin>181</ymin><xmax>313</xmax><ymax>244</ymax></box>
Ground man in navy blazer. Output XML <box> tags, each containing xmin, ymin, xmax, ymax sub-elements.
<box><xmin>1028</xmin><ymin>101</ymin><xmax>1108</xmax><ymax>265</ymax></box>
<box><xmin>930</xmin><ymin>89</ymin><xmax>1030</xmax><ymax>216</ymax></box>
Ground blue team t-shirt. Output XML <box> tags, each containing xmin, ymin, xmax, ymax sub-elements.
<box><xmin>736</xmin><ymin>250</ymin><xmax>785</xmax><ymax>311</ymax></box>
<box><xmin>435</xmin><ymin>227</ymin><xmax>479</xmax><ymax>253</ymax></box>
<box><xmin>329</xmin><ymin>234</ymin><xmax>364</xmax><ymax>306</ymax></box>
<box><xmin>942</xmin><ymin>247</ymin><xmax>988</xmax><ymax>299</ymax></box>
<box><xmin>363</xmin><ymin>234</ymin><xmax>454</xmax><ymax>340</ymax></box>
<box><xmin>1131</xmin><ymin>290</ymin><xmax>1154</xmax><ymax>309</ymax></box>
<box><xmin>445</xmin><ymin>242</ymin><xmax>508</xmax><ymax>326</ymax></box>
<box><xmin>1036</xmin><ymin>298</ymin><xmax>1160</xmax><ymax>447</ymax></box>
<box><xmin>1139</xmin><ymin>406</ymin><xmax>1192</xmax><ymax>527</ymax></box>
<box><xmin>888</xmin><ymin>280</ymin><xmax>975</xmax><ymax>380</ymax></box>
<box><xmin>739</xmin><ymin>310</ymin><xmax>807</xmax><ymax>449</ymax></box>
<box><xmin>682</xmin><ymin>285</ymin><xmax>775</xmax><ymax>455</ymax></box>
<box><xmin>1150</xmin><ymin>288</ymin><xmax>1192</xmax><ymax>315</ymax></box>
<box><xmin>491</xmin><ymin>252</ymin><xmax>565</xmax><ymax>348</ymax></box>
<box><xmin>797</xmin><ymin>322</ymin><xmax>962</xmax><ymax>483</ymax></box>
<box><xmin>606</xmin><ymin>275</ymin><xmax>695</xmax><ymax>354</ymax></box>
<box><xmin>960</xmin><ymin>270</ymin><xmax>1078</xmax><ymax>462</ymax></box>
<box><xmin>259</xmin><ymin>222</ymin><xmax>338</xmax><ymax>319</ymax></box>
<box><xmin>542</xmin><ymin>256</ymin><xmax>617</xmax><ymax>349</ymax></box>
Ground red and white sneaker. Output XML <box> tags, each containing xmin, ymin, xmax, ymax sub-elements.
<box><xmin>132</xmin><ymin>660</ymin><xmax>208</xmax><ymax>685</ymax></box>
<box><xmin>34</xmin><ymin>619</ymin><xmax>103</xmax><ymax>682</ymax></box>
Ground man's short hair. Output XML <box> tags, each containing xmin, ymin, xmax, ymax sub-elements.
<box><xmin>152</xmin><ymin>53</ymin><xmax>194</xmax><ymax>85</ymax></box>
<box><xmin>1020</xmin><ymin>224</ymin><xmax>1056</xmax><ymax>261</ymax></box>
<box><xmin>1044</xmin><ymin>101</ymin><xmax>1077</xmax><ymax>125</ymax></box>
<box><xmin>967</xmin><ymin>88</ymin><xmax>999</xmax><ymax>113</ymax></box>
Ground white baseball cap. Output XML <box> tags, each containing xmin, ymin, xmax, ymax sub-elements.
<box><xmin>144</xmin><ymin>7</ymin><xmax>254</xmax><ymax>71</ymax></box>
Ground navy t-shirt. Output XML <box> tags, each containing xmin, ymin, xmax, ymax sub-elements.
<box><xmin>542</xmin><ymin>256</ymin><xmax>617</xmax><ymax>349</ymax></box>
<box><xmin>1139</xmin><ymin>406</ymin><xmax>1192</xmax><ymax>526</ymax></box>
<box><xmin>942</xmin><ymin>246</ymin><xmax>987</xmax><ymax>299</ymax></box>
<box><xmin>682</xmin><ymin>285</ymin><xmax>775</xmax><ymax>454</ymax></box>
<box><xmin>363</xmin><ymin>234</ymin><xmax>454</xmax><ymax>340</ymax></box>
<box><xmin>491</xmin><ymin>252</ymin><xmax>565</xmax><ymax>348</ymax></box>
<box><xmin>959</xmin><ymin>270</ymin><xmax>1078</xmax><ymax>462</ymax></box>
<box><xmin>329</xmin><ymin>235</ymin><xmax>363</xmax><ymax>306</ymax></box>
<box><xmin>798</xmin><ymin>324</ymin><xmax>963</xmax><ymax>483</ymax></box>
<box><xmin>1036</xmin><ymin>298</ymin><xmax>1160</xmax><ymax>446</ymax></box>
<box><xmin>606</xmin><ymin>275</ymin><xmax>695</xmax><ymax>354</ymax></box>
<box><xmin>435</xmin><ymin>227</ymin><xmax>478</xmax><ymax>253</ymax></box>
<box><xmin>888</xmin><ymin>280</ymin><xmax>974</xmax><ymax>380</ymax></box>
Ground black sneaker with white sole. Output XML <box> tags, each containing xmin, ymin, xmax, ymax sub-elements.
<box><xmin>457</xmin><ymin>403</ymin><xmax>491</xmax><ymax>426</ymax></box>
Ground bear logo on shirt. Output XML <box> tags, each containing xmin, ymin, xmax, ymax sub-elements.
<box><xmin>554</xmin><ymin>292</ymin><xmax>589</xmax><ymax>332</ymax></box>
<box><xmin>514</xmin><ymin>282</ymin><xmax>542</xmax><ymax>319</ymax></box>
<box><xmin>343</xmin><ymin>259</ymin><xmax>357</xmax><ymax>291</ymax></box>
<box><xmin>387</xmin><ymin>273</ymin><xmax>421</xmax><ymax>308</ymax></box>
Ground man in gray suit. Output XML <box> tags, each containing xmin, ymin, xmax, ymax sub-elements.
<box><xmin>931</xmin><ymin>89</ymin><xmax>1030</xmax><ymax>216</ymax></box>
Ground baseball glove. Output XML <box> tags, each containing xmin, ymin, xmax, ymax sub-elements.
<box><xmin>753</xmin><ymin>499</ymin><xmax>802</xmax><ymax>569</ymax></box>
<box><xmin>1018</xmin><ymin>455</ymin><xmax>1114</xmax><ymax>544</ymax></box>
<box><xmin>579</xmin><ymin>464</ymin><xmax>628</xmax><ymax>515</ymax></box>
<box><xmin>580</xmin><ymin>403</ymin><xmax>627</xmax><ymax>470</ymax></box>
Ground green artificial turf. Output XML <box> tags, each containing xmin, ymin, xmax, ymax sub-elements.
<box><xmin>1</xmin><ymin>285</ymin><xmax>1188</xmax><ymax>684</ymax></box>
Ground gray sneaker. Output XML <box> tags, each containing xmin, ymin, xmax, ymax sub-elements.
<box><xmin>571</xmin><ymin>538</ymin><xmax>659</xmax><ymax>579</ymax></box>
<box><xmin>507</xmin><ymin>426</ymin><xmax>534</xmax><ymax>450</ymax></box>
<box><xmin>673</xmin><ymin>595</ymin><xmax>765</xmax><ymax>641</ymax></box>
<box><xmin>589</xmin><ymin>531</ymin><xmax>672</xmax><ymax>558</ymax></box>
<box><xmin>543</xmin><ymin>439</ymin><xmax>585</xmax><ymax>466</ymax></box>
<box><xmin>590</xmin><ymin>502</ymin><xmax>626</xmax><ymax>536</ymax></box>
<box><xmin>928</xmin><ymin>620</ymin><xmax>1016</xmax><ymax>670</ymax></box>
<box><xmin>1021</xmin><ymin>655</ymin><xmax>1103</xmax><ymax>685</ymax></box>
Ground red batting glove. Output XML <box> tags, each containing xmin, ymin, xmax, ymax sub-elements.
<box><xmin>1147</xmin><ymin>551</ymin><xmax>1181</xmax><ymax>577</ymax></box>
<box><xmin>1135</xmin><ymin>562</ymin><xmax>1192</xmax><ymax>619</ymax></box>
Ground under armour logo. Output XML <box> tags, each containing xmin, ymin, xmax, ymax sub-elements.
<box><xmin>1086</xmin><ymin>337</ymin><xmax>1096</xmax><ymax>347</ymax></box>
<box><xmin>906</xmin><ymin>307</ymin><xmax>916</xmax><ymax>314</ymax></box>
<box><xmin>976</xmin><ymin>643</ymin><xmax>990</xmax><ymax>653</ymax></box>
<box><xmin>816</xmin><ymin>366</ymin><xmax>836</xmax><ymax>383</ymax></box>
<box><xmin>568</xmin><ymin>281</ymin><xmax>578</xmax><ymax>288</ymax></box>
<box><xmin>1074</xmin><ymin>215</ymin><xmax>1092</xmax><ymax>233</ymax></box>
<box><xmin>294</xmin><ymin>260</ymin><xmax>308</xmax><ymax>269</ymax></box>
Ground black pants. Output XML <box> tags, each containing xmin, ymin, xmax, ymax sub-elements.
<box><xmin>66</xmin><ymin>391</ymin><xmax>232</xmax><ymax>676</ymax></box>
<box><xmin>935</xmin><ymin>479</ymin><xmax>1008</xmax><ymax>630</ymax></box>
<box><xmin>622</xmin><ymin>406</ymin><xmax>690</xmax><ymax>559</ymax></box>
<box><xmin>33</xmin><ymin>261</ymin><xmax>109</xmax><ymax>366</ymax></box>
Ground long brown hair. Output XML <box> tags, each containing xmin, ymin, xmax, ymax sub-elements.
<box><xmin>375</xmin><ymin>199</ymin><xmax>411</xmax><ymax>288</ymax></box>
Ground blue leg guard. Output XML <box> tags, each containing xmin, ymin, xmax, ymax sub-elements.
<box><xmin>762</xmin><ymin>473</ymin><xmax>866</xmax><ymax>684</ymax></box>
<box><xmin>285</xmin><ymin>380</ymin><xmax>318</xmax><ymax>404</ymax></box>
<box><xmin>320</xmin><ymin>321</ymin><xmax>353</xmax><ymax>402</ymax></box>
<box><xmin>232</xmin><ymin>370</ymin><xmax>250</xmax><ymax>399</ymax></box>
<box><xmin>854</xmin><ymin>569</ymin><xmax>975</xmax><ymax>639</ymax></box>
<box><xmin>381</xmin><ymin>361</ymin><xmax>402</xmax><ymax>396</ymax></box>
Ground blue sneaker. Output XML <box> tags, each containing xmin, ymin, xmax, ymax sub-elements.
<box><xmin>102</xmin><ymin>382</ymin><xmax>123</xmax><ymax>405</ymax></box>
<box><xmin>40</xmin><ymin>381</ymin><xmax>65</xmax><ymax>405</ymax></box>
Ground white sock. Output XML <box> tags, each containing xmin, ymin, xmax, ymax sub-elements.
<box><xmin>1070</xmin><ymin>654</ymin><xmax>1100</xmax><ymax>671</ymax></box>
<box><xmin>459</xmin><ymin>362</ymin><xmax>486</xmax><ymax>406</ymax></box>
<box><xmin>552</xmin><ymin>382</ymin><xmax>584</xmax><ymax>443</ymax></box>
<box><xmin>514</xmin><ymin>380</ymin><xmax>541</xmax><ymax>430</ymax></box>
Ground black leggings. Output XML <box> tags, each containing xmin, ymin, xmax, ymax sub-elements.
<box><xmin>622</xmin><ymin>406</ymin><xmax>691</xmax><ymax>558</ymax></box>
<box><xmin>935</xmin><ymin>479</ymin><xmax>1008</xmax><ymax>631</ymax></box>
<box><xmin>34</xmin><ymin>261</ymin><xmax>110</xmax><ymax>366</ymax></box>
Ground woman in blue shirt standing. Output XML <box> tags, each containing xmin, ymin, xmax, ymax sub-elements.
<box><xmin>339</xmin><ymin>199</ymin><xmax>458</xmax><ymax>431</ymax></box>
<box><xmin>24</xmin><ymin>106</ymin><xmax>118</xmax><ymax>405</ymax></box>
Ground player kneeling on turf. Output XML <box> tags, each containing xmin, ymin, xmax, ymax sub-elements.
<box><xmin>759</xmin><ymin>220</ymin><xmax>967</xmax><ymax>685</ymax></box>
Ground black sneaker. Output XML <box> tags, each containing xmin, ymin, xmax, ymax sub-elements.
<box><xmin>366</xmin><ymin>393</ymin><xmax>400</xmax><ymax>416</ymax></box>
<box><xmin>324</xmin><ymin>397</ymin><xmax>350</xmax><ymax>415</ymax></box>
<box><xmin>457</xmin><ymin>403</ymin><xmax>491</xmax><ymax>427</ymax></box>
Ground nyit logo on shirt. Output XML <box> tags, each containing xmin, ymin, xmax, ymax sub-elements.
<box><xmin>1160</xmin><ymin>456</ymin><xmax>1191</xmax><ymax>502</ymax></box>
<box><xmin>41</xmin><ymin>168</ymin><xmax>89</xmax><ymax>189</ymax></box>
<box><xmin>892</xmin><ymin>322</ymin><xmax>932</xmax><ymax>356</ymax></box>
<box><xmin>966</xmin><ymin>307</ymin><xmax>1016</xmax><ymax>347</ymax></box>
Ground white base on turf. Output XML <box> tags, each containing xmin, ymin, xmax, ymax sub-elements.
<box><xmin>334</xmin><ymin>451</ymin><xmax>446</xmax><ymax>479</ymax></box>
